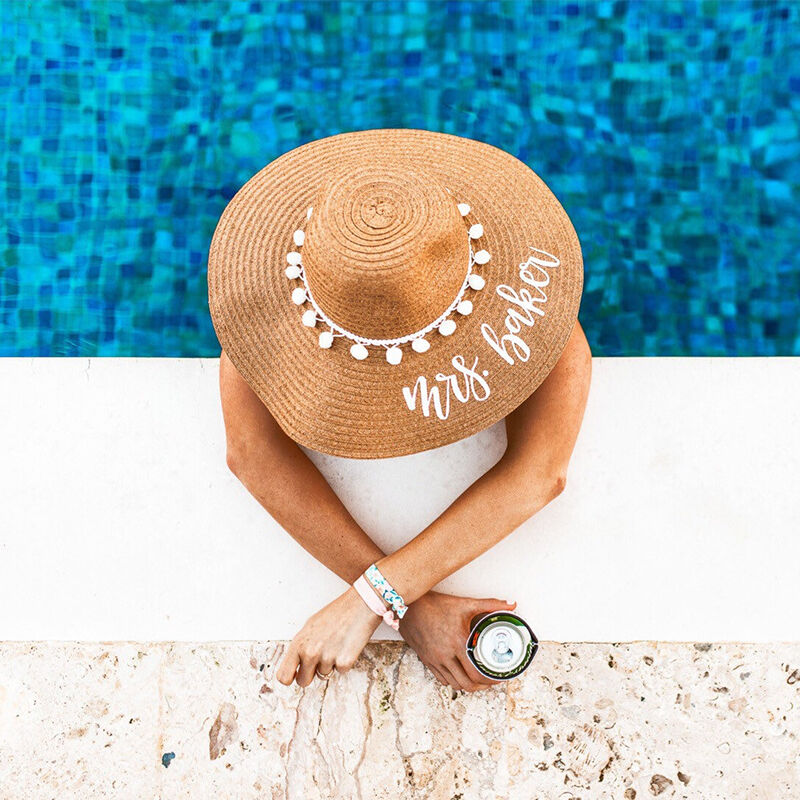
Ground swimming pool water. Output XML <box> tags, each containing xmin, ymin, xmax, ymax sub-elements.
<box><xmin>1</xmin><ymin>0</ymin><xmax>798</xmax><ymax>356</ymax></box>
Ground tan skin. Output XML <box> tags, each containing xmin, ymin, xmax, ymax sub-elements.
<box><xmin>221</xmin><ymin>320</ymin><xmax>592</xmax><ymax>691</ymax></box>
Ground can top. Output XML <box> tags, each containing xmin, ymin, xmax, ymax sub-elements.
<box><xmin>476</xmin><ymin>620</ymin><xmax>528</xmax><ymax>672</ymax></box>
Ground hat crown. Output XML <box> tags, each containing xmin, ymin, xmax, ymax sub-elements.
<box><xmin>301</xmin><ymin>164</ymin><xmax>470</xmax><ymax>339</ymax></box>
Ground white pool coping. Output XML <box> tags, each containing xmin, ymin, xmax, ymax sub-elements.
<box><xmin>1</xmin><ymin>356</ymin><xmax>798</xmax><ymax>642</ymax></box>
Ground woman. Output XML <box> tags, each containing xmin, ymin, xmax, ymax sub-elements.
<box><xmin>208</xmin><ymin>129</ymin><xmax>590</xmax><ymax>692</ymax></box>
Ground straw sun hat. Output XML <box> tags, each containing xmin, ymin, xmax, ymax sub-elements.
<box><xmin>207</xmin><ymin>129</ymin><xmax>583</xmax><ymax>459</ymax></box>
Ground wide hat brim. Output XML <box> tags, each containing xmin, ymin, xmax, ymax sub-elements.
<box><xmin>208</xmin><ymin>129</ymin><xmax>583</xmax><ymax>459</ymax></box>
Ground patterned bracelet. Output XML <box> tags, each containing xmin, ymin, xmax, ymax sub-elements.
<box><xmin>364</xmin><ymin>563</ymin><xmax>408</xmax><ymax>619</ymax></box>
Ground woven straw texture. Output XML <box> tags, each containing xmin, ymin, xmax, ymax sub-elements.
<box><xmin>207</xmin><ymin>129</ymin><xmax>583</xmax><ymax>459</ymax></box>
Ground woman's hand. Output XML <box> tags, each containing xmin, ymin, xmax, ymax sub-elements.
<box><xmin>398</xmin><ymin>590</ymin><xmax>517</xmax><ymax>692</ymax></box>
<box><xmin>275</xmin><ymin>584</ymin><xmax>383</xmax><ymax>687</ymax></box>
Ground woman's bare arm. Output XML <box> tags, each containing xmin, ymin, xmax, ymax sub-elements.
<box><xmin>221</xmin><ymin>318</ymin><xmax>590</xmax><ymax>602</ymax></box>
<box><xmin>220</xmin><ymin>350</ymin><xmax>385</xmax><ymax>585</ymax></box>
<box><xmin>372</xmin><ymin>320</ymin><xmax>592</xmax><ymax>605</ymax></box>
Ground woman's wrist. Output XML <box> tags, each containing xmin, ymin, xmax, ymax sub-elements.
<box><xmin>363</xmin><ymin>563</ymin><xmax>409</xmax><ymax>618</ymax></box>
<box><xmin>372</xmin><ymin>551</ymin><xmax>427</xmax><ymax>607</ymax></box>
<box><xmin>350</xmin><ymin>563</ymin><xmax>409</xmax><ymax>630</ymax></box>
<box><xmin>367</xmin><ymin>580</ymin><xmax>391</xmax><ymax>607</ymax></box>
<box><xmin>347</xmin><ymin>584</ymin><xmax>385</xmax><ymax>624</ymax></box>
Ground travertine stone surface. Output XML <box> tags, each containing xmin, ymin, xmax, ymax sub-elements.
<box><xmin>1</xmin><ymin>642</ymin><xmax>798</xmax><ymax>799</ymax></box>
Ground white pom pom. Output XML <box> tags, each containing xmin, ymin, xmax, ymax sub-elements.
<box><xmin>468</xmin><ymin>223</ymin><xmax>483</xmax><ymax>239</ymax></box>
<box><xmin>457</xmin><ymin>203</ymin><xmax>470</xmax><ymax>216</ymax></box>
<box><xmin>439</xmin><ymin>318</ymin><xmax>457</xmax><ymax>336</ymax></box>
<box><xmin>411</xmin><ymin>338</ymin><xmax>430</xmax><ymax>353</ymax></box>
<box><xmin>468</xmin><ymin>274</ymin><xmax>486</xmax><ymax>290</ymax></box>
<box><xmin>318</xmin><ymin>331</ymin><xmax>334</xmax><ymax>349</ymax></box>
<box><xmin>285</xmin><ymin>265</ymin><xmax>301</xmax><ymax>279</ymax></box>
<box><xmin>474</xmin><ymin>249</ymin><xmax>491</xmax><ymax>264</ymax></box>
<box><xmin>456</xmin><ymin>300</ymin><xmax>473</xmax><ymax>315</ymax></box>
<box><xmin>287</xmin><ymin>251</ymin><xmax>302</xmax><ymax>265</ymax></box>
<box><xmin>386</xmin><ymin>346</ymin><xmax>403</xmax><ymax>365</ymax></box>
<box><xmin>302</xmin><ymin>309</ymin><xmax>317</xmax><ymax>327</ymax></box>
<box><xmin>293</xmin><ymin>229</ymin><xmax>305</xmax><ymax>247</ymax></box>
<box><xmin>291</xmin><ymin>287</ymin><xmax>307</xmax><ymax>305</ymax></box>
<box><xmin>306</xmin><ymin>206</ymin><xmax>313</xmax><ymax>219</ymax></box>
<box><xmin>350</xmin><ymin>343</ymin><xmax>369</xmax><ymax>360</ymax></box>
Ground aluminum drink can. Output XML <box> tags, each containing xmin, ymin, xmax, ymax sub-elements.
<box><xmin>466</xmin><ymin>611</ymin><xmax>538</xmax><ymax>680</ymax></box>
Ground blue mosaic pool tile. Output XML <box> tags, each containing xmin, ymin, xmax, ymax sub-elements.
<box><xmin>0</xmin><ymin>0</ymin><xmax>798</xmax><ymax>357</ymax></box>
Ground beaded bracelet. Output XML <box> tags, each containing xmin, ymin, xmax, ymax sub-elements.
<box><xmin>364</xmin><ymin>563</ymin><xmax>408</xmax><ymax>620</ymax></box>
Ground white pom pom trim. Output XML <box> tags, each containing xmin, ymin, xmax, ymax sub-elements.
<box><xmin>411</xmin><ymin>338</ymin><xmax>430</xmax><ymax>353</ymax></box>
<box><xmin>285</xmin><ymin>191</ymin><xmax>490</xmax><ymax>358</ymax></box>
<box><xmin>386</xmin><ymin>346</ymin><xmax>403</xmax><ymax>365</ymax></box>
<box><xmin>439</xmin><ymin>319</ymin><xmax>457</xmax><ymax>336</ymax></box>
<box><xmin>350</xmin><ymin>343</ymin><xmax>369</xmax><ymax>360</ymax></box>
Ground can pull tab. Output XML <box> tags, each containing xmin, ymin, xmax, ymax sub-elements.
<box><xmin>488</xmin><ymin>629</ymin><xmax>514</xmax><ymax>664</ymax></box>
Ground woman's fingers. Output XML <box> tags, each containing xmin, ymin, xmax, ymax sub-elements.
<box><xmin>470</xmin><ymin>598</ymin><xmax>517</xmax><ymax>621</ymax></box>
<box><xmin>316</xmin><ymin>654</ymin><xmax>336</xmax><ymax>680</ymax></box>
<box><xmin>457</xmin><ymin>651</ymin><xmax>503</xmax><ymax>688</ymax></box>
<box><xmin>277</xmin><ymin>639</ymin><xmax>321</xmax><ymax>688</ymax></box>
<box><xmin>437</xmin><ymin>663</ymin><xmax>463</xmax><ymax>689</ymax></box>
<box><xmin>295</xmin><ymin>647</ymin><xmax>322</xmax><ymax>687</ymax></box>
<box><xmin>425</xmin><ymin>662</ymin><xmax>452</xmax><ymax>687</ymax></box>
<box><xmin>276</xmin><ymin>643</ymin><xmax>301</xmax><ymax>686</ymax></box>
<box><xmin>447</xmin><ymin>657</ymin><xmax>487</xmax><ymax>692</ymax></box>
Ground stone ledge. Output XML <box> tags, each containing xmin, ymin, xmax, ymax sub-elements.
<box><xmin>0</xmin><ymin>641</ymin><xmax>798</xmax><ymax>799</ymax></box>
